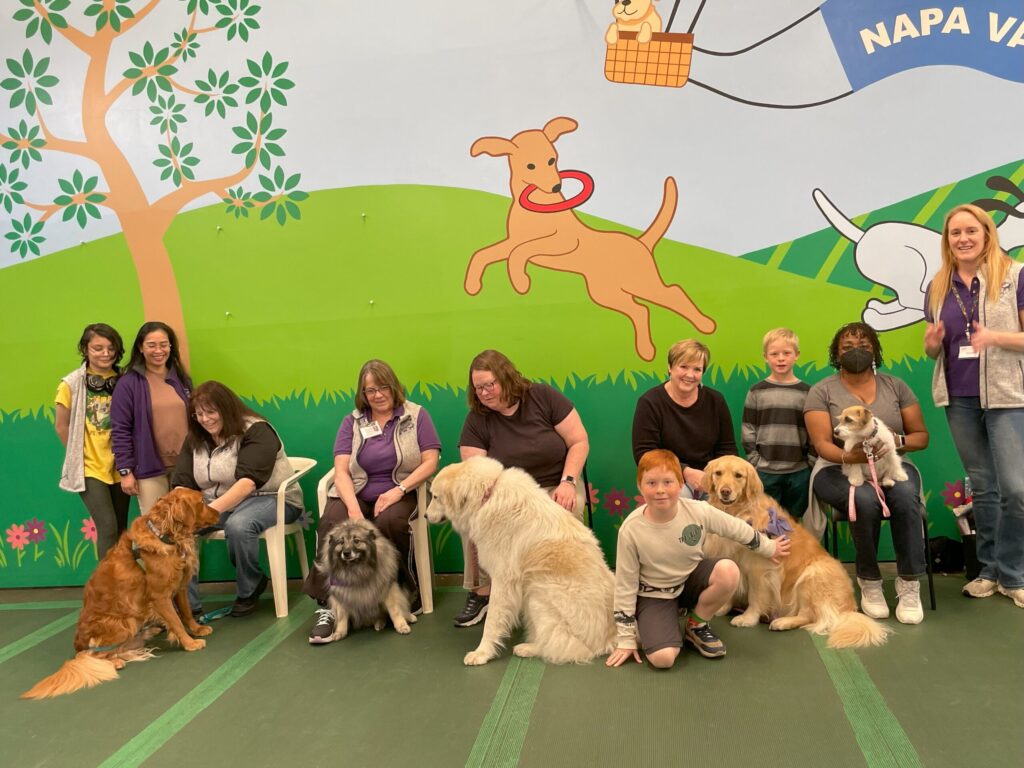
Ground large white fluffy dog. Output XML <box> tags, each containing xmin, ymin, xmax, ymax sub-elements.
<box><xmin>426</xmin><ymin>456</ymin><xmax>616</xmax><ymax>666</ymax></box>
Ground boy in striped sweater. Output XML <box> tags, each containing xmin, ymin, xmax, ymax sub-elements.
<box><xmin>741</xmin><ymin>328</ymin><xmax>813</xmax><ymax>518</ymax></box>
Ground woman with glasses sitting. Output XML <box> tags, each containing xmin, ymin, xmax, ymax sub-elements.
<box><xmin>171</xmin><ymin>380</ymin><xmax>303</xmax><ymax>618</ymax></box>
<box><xmin>111</xmin><ymin>321</ymin><xmax>193</xmax><ymax>514</ymax></box>
<box><xmin>453</xmin><ymin>349</ymin><xmax>590</xmax><ymax>628</ymax></box>
<box><xmin>304</xmin><ymin>359</ymin><xmax>441</xmax><ymax>643</ymax></box>
<box><xmin>55</xmin><ymin>323</ymin><xmax>129</xmax><ymax>559</ymax></box>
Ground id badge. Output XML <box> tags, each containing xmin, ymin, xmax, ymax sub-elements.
<box><xmin>958</xmin><ymin>345</ymin><xmax>979</xmax><ymax>360</ymax></box>
<box><xmin>359</xmin><ymin>421</ymin><xmax>383</xmax><ymax>439</ymax></box>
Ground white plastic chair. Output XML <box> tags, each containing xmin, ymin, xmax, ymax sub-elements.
<box><xmin>316</xmin><ymin>467</ymin><xmax>434</xmax><ymax>614</ymax></box>
<box><xmin>204</xmin><ymin>456</ymin><xmax>317</xmax><ymax>618</ymax></box>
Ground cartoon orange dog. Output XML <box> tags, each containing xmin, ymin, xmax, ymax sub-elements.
<box><xmin>606</xmin><ymin>0</ymin><xmax>663</xmax><ymax>45</ymax></box>
<box><xmin>467</xmin><ymin>116</ymin><xmax>715</xmax><ymax>361</ymax></box>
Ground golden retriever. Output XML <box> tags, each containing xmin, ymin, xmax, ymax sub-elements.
<box><xmin>426</xmin><ymin>456</ymin><xmax>616</xmax><ymax>665</ymax></box>
<box><xmin>317</xmin><ymin>518</ymin><xmax>415</xmax><ymax>640</ymax></box>
<box><xmin>22</xmin><ymin>489</ymin><xmax>220</xmax><ymax>699</ymax></box>
<box><xmin>606</xmin><ymin>0</ymin><xmax>663</xmax><ymax>44</ymax></box>
<box><xmin>702</xmin><ymin>456</ymin><xmax>891</xmax><ymax>648</ymax></box>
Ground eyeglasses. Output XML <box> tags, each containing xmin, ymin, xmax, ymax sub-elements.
<box><xmin>473</xmin><ymin>380</ymin><xmax>498</xmax><ymax>393</ymax></box>
<box><xmin>86</xmin><ymin>374</ymin><xmax>117</xmax><ymax>395</ymax></box>
<box><xmin>363</xmin><ymin>385</ymin><xmax>391</xmax><ymax>397</ymax></box>
<box><xmin>142</xmin><ymin>342</ymin><xmax>171</xmax><ymax>351</ymax></box>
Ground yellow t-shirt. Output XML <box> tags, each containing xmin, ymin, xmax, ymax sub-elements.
<box><xmin>56</xmin><ymin>370</ymin><xmax>119</xmax><ymax>484</ymax></box>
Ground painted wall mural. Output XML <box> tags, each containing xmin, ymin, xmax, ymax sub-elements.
<box><xmin>2</xmin><ymin>2</ymin><xmax>1024</xmax><ymax>588</ymax></box>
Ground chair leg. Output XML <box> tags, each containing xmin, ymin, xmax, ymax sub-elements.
<box><xmin>831</xmin><ymin>518</ymin><xmax>839</xmax><ymax>559</ymax></box>
<box><xmin>923</xmin><ymin>517</ymin><xmax>937</xmax><ymax>610</ymax></box>
<box><xmin>264</xmin><ymin>530</ymin><xmax>290</xmax><ymax>618</ymax></box>
<box><xmin>412</xmin><ymin>515</ymin><xmax>434</xmax><ymax>615</ymax></box>
<box><xmin>294</xmin><ymin>530</ymin><xmax>309</xmax><ymax>579</ymax></box>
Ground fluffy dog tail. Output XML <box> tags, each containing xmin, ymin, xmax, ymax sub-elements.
<box><xmin>825</xmin><ymin>611</ymin><xmax>892</xmax><ymax>649</ymax></box>
<box><xmin>21</xmin><ymin>648</ymin><xmax>155</xmax><ymax>700</ymax></box>
<box><xmin>638</xmin><ymin>176</ymin><xmax>678</xmax><ymax>252</ymax></box>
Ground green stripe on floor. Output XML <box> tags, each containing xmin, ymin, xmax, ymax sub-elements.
<box><xmin>813</xmin><ymin>635</ymin><xmax>923</xmax><ymax>768</ymax></box>
<box><xmin>98</xmin><ymin>605</ymin><xmax>308</xmax><ymax>768</ymax></box>
<box><xmin>467</xmin><ymin>657</ymin><xmax>545</xmax><ymax>768</ymax></box>
<box><xmin>0</xmin><ymin>611</ymin><xmax>79</xmax><ymax>665</ymax></box>
<box><xmin>0</xmin><ymin>600</ymin><xmax>83</xmax><ymax>611</ymax></box>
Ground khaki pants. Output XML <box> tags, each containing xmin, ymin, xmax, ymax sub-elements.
<box><xmin>138</xmin><ymin>472</ymin><xmax>172</xmax><ymax>515</ymax></box>
<box><xmin>461</xmin><ymin>482</ymin><xmax>587</xmax><ymax>590</ymax></box>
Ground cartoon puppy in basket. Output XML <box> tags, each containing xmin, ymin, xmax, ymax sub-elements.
<box><xmin>606</xmin><ymin>0</ymin><xmax>663</xmax><ymax>45</ymax></box>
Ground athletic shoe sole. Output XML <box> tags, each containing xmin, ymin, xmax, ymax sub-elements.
<box><xmin>453</xmin><ymin>604</ymin><xmax>488</xmax><ymax>628</ymax></box>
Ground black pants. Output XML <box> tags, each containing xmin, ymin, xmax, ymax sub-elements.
<box><xmin>79</xmin><ymin>477</ymin><xmax>131</xmax><ymax>559</ymax></box>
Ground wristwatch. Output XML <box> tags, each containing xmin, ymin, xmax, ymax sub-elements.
<box><xmin>398</xmin><ymin>482</ymin><xmax>408</xmax><ymax>494</ymax></box>
<box><xmin>560</xmin><ymin>475</ymin><xmax>576</xmax><ymax>487</ymax></box>
<box><xmin>118</xmin><ymin>468</ymin><xmax>131</xmax><ymax>477</ymax></box>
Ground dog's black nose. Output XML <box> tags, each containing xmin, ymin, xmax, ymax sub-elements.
<box><xmin>552</xmin><ymin>183</ymin><xmax>561</xmax><ymax>193</ymax></box>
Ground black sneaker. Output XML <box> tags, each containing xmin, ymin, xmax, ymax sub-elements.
<box><xmin>191</xmin><ymin>607</ymin><xmax>205</xmax><ymax>623</ymax></box>
<box><xmin>453</xmin><ymin>592</ymin><xmax>489</xmax><ymax>627</ymax></box>
<box><xmin>308</xmin><ymin>607</ymin><xmax>337</xmax><ymax>644</ymax></box>
<box><xmin>684</xmin><ymin>622</ymin><xmax>727</xmax><ymax>658</ymax></box>
<box><xmin>231</xmin><ymin>574</ymin><xmax>269</xmax><ymax>618</ymax></box>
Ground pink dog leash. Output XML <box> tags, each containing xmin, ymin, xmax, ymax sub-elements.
<box><xmin>846</xmin><ymin>435</ymin><xmax>891</xmax><ymax>523</ymax></box>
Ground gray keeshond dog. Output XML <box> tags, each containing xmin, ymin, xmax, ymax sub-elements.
<box><xmin>316</xmin><ymin>518</ymin><xmax>416</xmax><ymax>640</ymax></box>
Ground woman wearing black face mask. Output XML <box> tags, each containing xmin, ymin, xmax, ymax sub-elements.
<box><xmin>803</xmin><ymin>323</ymin><xmax>930</xmax><ymax>625</ymax></box>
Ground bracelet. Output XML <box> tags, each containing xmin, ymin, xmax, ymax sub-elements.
<box><xmin>397</xmin><ymin>482</ymin><xmax>408</xmax><ymax>494</ymax></box>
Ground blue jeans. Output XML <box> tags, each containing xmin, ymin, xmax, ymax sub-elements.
<box><xmin>946</xmin><ymin>397</ymin><xmax>1024</xmax><ymax>588</ymax></box>
<box><xmin>813</xmin><ymin>462</ymin><xmax>926</xmax><ymax>580</ymax></box>
<box><xmin>189</xmin><ymin>495</ymin><xmax>302</xmax><ymax>608</ymax></box>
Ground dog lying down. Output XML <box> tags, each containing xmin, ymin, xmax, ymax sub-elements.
<box><xmin>317</xmin><ymin>518</ymin><xmax>416</xmax><ymax>640</ymax></box>
<box><xmin>427</xmin><ymin>456</ymin><xmax>616</xmax><ymax>665</ymax></box>
<box><xmin>22</xmin><ymin>489</ymin><xmax>221</xmax><ymax>699</ymax></box>
<box><xmin>703</xmin><ymin>456</ymin><xmax>891</xmax><ymax>649</ymax></box>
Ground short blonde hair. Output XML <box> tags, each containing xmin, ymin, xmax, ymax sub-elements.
<box><xmin>762</xmin><ymin>328</ymin><xmax>800</xmax><ymax>355</ymax></box>
<box><xmin>667</xmin><ymin>339</ymin><xmax>709</xmax><ymax>369</ymax></box>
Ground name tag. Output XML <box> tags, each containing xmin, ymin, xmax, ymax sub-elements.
<box><xmin>958</xmin><ymin>345</ymin><xmax>979</xmax><ymax>360</ymax></box>
<box><xmin>359</xmin><ymin>421</ymin><xmax>383</xmax><ymax>439</ymax></box>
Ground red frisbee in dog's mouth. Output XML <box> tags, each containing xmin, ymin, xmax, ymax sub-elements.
<box><xmin>518</xmin><ymin>170</ymin><xmax>594</xmax><ymax>213</ymax></box>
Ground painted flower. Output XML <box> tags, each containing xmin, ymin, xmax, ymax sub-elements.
<box><xmin>5</xmin><ymin>524</ymin><xmax>29</xmax><ymax>550</ymax></box>
<box><xmin>586</xmin><ymin>482</ymin><xmax>599</xmax><ymax>506</ymax></box>
<box><xmin>25</xmin><ymin>517</ymin><xmax>47</xmax><ymax>543</ymax></box>
<box><xmin>81</xmin><ymin>518</ymin><xmax>97</xmax><ymax>543</ymax></box>
<box><xmin>602</xmin><ymin>488</ymin><xmax>631</xmax><ymax>517</ymax></box>
<box><xmin>941</xmin><ymin>480</ymin><xmax>967</xmax><ymax>508</ymax></box>
<box><xmin>296</xmin><ymin>510</ymin><xmax>313</xmax><ymax>531</ymax></box>
<box><xmin>634</xmin><ymin>494</ymin><xmax>645</xmax><ymax>506</ymax></box>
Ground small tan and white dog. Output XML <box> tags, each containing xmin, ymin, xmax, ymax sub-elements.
<box><xmin>833</xmin><ymin>405</ymin><xmax>907</xmax><ymax>487</ymax></box>
<box><xmin>605</xmin><ymin>0</ymin><xmax>663</xmax><ymax>45</ymax></box>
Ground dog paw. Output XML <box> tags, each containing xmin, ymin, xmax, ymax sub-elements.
<box><xmin>192</xmin><ymin>625</ymin><xmax>213</xmax><ymax>637</ymax></box>
<box><xmin>605</xmin><ymin>27</ymin><xmax>618</xmax><ymax>45</ymax></box>
<box><xmin>406</xmin><ymin>613</ymin><xmax>418</xmax><ymax>624</ymax></box>
<box><xmin>394</xmin><ymin>622</ymin><xmax>412</xmax><ymax>635</ymax></box>
<box><xmin>638</xmin><ymin>25</ymin><xmax>652</xmax><ymax>44</ymax></box>
<box><xmin>464</xmin><ymin>274</ymin><xmax>483</xmax><ymax>296</ymax></box>
<box><xmin>373</xmin><ymin>620</ymin><xmax>385</xmax><ymax>631</ymax></box>
<box><xmin>463</xmin><ymin>650</ymin><xmax>492</xmax><ymax>666</ymax></box>
<box><xmin>509</xmin><ymin>274</ymin><xmax>531</xmax><ymax>294</ymax></box>
<box><xmin>512</xmin><ymin>643</ymin><xmax>539</xmax><ymax>658</ymax></box>
<box><xmin>182</xmin><ymin>639</ymin><xmax>206</xmax><ymax>652</ymax></box>
<box><xmin>881</xmin><ymin>478</ymin><xmax>896</xmax><ymax>487</ymax></box>
<box><xmin>848</xmin><ymin>476</ymin><xmax>864</xmax><ymax>487</ymax></box>
<box><xmin>731</xmin><ymin>613</ymin><xmax>760</xmax><ymax>628</ymax></box>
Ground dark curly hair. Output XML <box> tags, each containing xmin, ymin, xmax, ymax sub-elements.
<box><xmin>828</xmin><ymin>322</ymin><xmax>884</xmax><ymax>371</ymax></box>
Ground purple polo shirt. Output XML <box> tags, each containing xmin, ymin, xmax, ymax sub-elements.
<box><xmin>334</xmin><ymin>405</ymin><xmax>441</xmax><ymax>501</ymax></box>
<box><xmin>927</xmin><ymin>273</ymin><xmax>1024</xmax><ymax>397</ymax></box>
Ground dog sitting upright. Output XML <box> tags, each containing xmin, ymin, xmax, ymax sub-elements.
<box><xmin>833</xmin><ymin>405</ymin><xmax>907</xmax><ymax>487</ymax></box>
<box><xmin>606</xmin><ymin>0</ymin><xmax>663</xmax><ymax>44</ymax></box>
<box><xmin>317</xmin><ymin>518</ymin><xmax>416</xmax><ymax>641</ymax></box>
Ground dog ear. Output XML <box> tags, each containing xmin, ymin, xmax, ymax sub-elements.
<box><xmin>743</xmin><ymin>461</ymin><xmax>765</xmax><ymax>498</ymax></box>
<box><xmin>542</xmin><ymin>116</ymin><xmax>577</xmax><ymax>142</ymax></box>
<box><xmin>471</xmin><ymin>136</ymin><xmax>516</xmax><ymax>158</ymax></box>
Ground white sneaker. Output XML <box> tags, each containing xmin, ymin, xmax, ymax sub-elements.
<box><xmin>895</xmin><ymin>577</ymin><xmax>923</xmax><ymax>624</ymax></box>
<box><xmin>997</xmin><ymin>584</ymin><xmax>1024</xmax><ymax>608</ymax></box>
<box><xmin>962</xmin><ymin>578</ymin><xmax>997</xmax><ymax>598</ymax></box>
<box><xmin>857</xmin><ymin>578</ymin><xmax>889</xmax><ymax>619</ymax></box>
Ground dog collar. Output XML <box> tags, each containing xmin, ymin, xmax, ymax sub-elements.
<box><xmin>518</xmin><ymin>170</ymin><xmax>595</xmax><ymax>213</ymax></box>
<box><xmin>147</xmin><ymin>518</ymin><xmax>175</xmax><ymax>546</ymax></box>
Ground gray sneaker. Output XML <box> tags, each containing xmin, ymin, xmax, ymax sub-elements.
<box><xmin>684</xmin><ymin>622</ymin><xmax>727</xmax><ymax>658</ymax></box>
<box><xmin>308</xmin><ymin>608</ymin><xmax>337</xmax><ymax>644</ymax></box>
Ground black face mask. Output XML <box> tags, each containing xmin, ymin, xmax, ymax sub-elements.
<box><xmin>839</xmin><ymin>347</ymin><xmax>874</xmax><ymax>374</ymax></box>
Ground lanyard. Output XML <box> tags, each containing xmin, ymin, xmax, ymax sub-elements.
<box><xmin>950</xmin><ymin>280</ymin><xmax>978</xmax><ymax>340</ymax></box>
